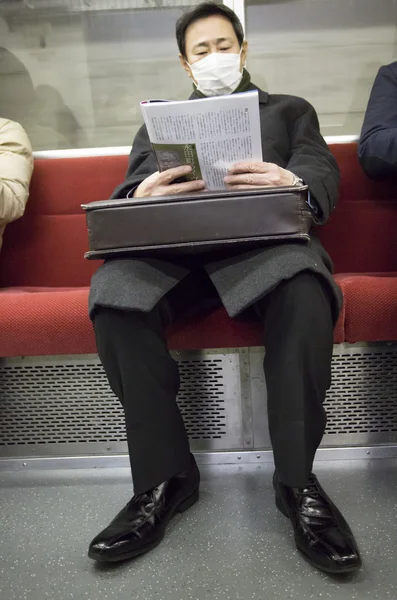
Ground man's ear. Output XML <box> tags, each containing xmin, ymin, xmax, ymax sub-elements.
<box><xmin>240</xmin><ymin>40</ymin><xmax>248</xmax><ymax>70</ymax></box>
<box><xmin>179</xmin><ymin>54</ymin><xmax>194</xmax><ymax>80</ymax></box>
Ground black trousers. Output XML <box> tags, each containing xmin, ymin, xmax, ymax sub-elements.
<box><xmin>93</xmin><ymin>269</ymin><xmax>334</xmax><ymax>494</ymax></box>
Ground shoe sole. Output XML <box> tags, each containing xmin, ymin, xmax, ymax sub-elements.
<box><xmin>275</xmin><ymin>494</ymin><xmax>361</xmax><ymax>575</ymax></box>
<box><xmin>88</xmin><ymin>488</ymin><xmax>199</xmax><ymax>564</ymax></box>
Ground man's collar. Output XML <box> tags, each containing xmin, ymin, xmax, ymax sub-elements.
<box><xmin>245</xmin><ymin>82</ymin><xmax>269</xmax><ymax>104</ymax></box>
<box><xmin>189</xmin><ymin>81</ymin><xmax>269</xmax><ymax>104</ymax></box>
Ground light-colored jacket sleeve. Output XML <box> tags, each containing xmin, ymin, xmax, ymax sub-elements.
<box><xmin>0</xmin><ymin>118</ymin><xmax>33</xmax><ymax>226</ymax></box>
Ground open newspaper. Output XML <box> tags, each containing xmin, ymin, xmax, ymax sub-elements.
<box><xmin>140</xmin><ymin>90</ymin><xmax>263</xmax><ymax>191</ymax></box>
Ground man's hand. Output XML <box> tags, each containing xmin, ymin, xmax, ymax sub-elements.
<box><xmin>133</xmin><ymin>166</ymin><xmax>205</xmax><ymax>198</ymax></box>
<box><xmin>224</xmin><ymin>162</ymin><xmax>295</xmax><ymax>189</ymax></box>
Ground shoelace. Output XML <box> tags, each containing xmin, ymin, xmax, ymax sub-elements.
<box><xmin>300</xmin><ymin>475</ymin><xmax>321</xmax><ymax>498</ymax></box>
<box><xmin>129</xmin><ymin>490</ymin><xmax>153</xmax><ymax>508</ymax></box>
<box><xmin>129</xmin><ymin>483</ymin><xmax>165</xmax><ymax>508</ymax></box>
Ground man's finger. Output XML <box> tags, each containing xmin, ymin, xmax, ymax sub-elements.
<box><xmin>225</xmin><ymin>183</ymin><xmax>272</xmax><ymax>190</ymax></box>
<box><xmin>167</xmin><ymin>179</ymin><xmax>206</xmax><ymax>195</ymax></box>
<box><xmin>158</xmin><ymin>165</ymin><xmax>192</xmax><ymax>184</ymax></box>
<box><xmin>224</xmin><ymin>173</ymin><xmax>273</xmax><ymax>186</ymax></box>
<box><xmin>142</xmin><ymin>171</ymin><xmax>161</xmax><ymax>192</ymax></box>
<box><xmin>228</xmin><ymin>162</ymin><xmax>273</xmax><ymax>174</ymax></box>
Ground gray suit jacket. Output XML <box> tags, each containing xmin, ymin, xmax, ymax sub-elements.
<box><xmin>89</xmin><ymin>83</ymin><xmax>342</xmax><ymax>323</ymax></box>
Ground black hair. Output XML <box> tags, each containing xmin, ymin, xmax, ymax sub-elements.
<box><xmin>176</xmin><ymin>2</ymin><xmax>244</xmax><ymax>59</ymax></box>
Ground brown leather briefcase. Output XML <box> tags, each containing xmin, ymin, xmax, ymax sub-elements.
<box><xmin>83</xmin><ymin>186</ymin><xmax>312</xmax><ymax>260</ymax></box>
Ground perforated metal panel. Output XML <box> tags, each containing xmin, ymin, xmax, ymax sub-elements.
<box><xmin>177</xmin><ymin>360</ymin><xmax>227</xmax><ymax>439</ymax></box>
<box><xmin>0</xmin><ymin>352</ymin><xmax>243</xmax><ymax>457</ymax></box>
<box><xmin>322</xmin><ymin>346</ymin><xmax>397</xmax><ymax>446</ymax></box>
<box><xmin>2</xmin><ymin>344</ymin><xmax>397</xmax><ymax>459</ymax></box>
<box><xmin>0</xmin><ymin>361</ymin><xmax>124</xmax><ymax>446</ymax></box>
<box><xmin>250</xmin><ymin>344</ymin><xmax>397</xmax><ymax>449</ymax></box>
<box><xmin>325</xmin><ymin>351</ymin><xmax>397</xmax><ymax>434</ymax></box>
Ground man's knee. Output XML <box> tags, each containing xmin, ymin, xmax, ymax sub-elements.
<box><xmin>273</xmin><ymin>272</ymin><xmax>331</xmax><ymax>310</ymax></box>
<box><xmin>279</xmin><ymin>271</ymin><xmax>329</xmax><ymax>301</ymax></box>
<box><xmin>256</xmin><ymin>271</ymin><xmax>333</xmax><ymax>325</ymax></box>
<box><xmin>93</xmin><ymin>305</ymin><xmax>164</xmax><ymax>339</ymax></box>
<box><xmin>93</xmin><ymin>306</ymin><xmax>137</xmax><ymax>333</ymax></box>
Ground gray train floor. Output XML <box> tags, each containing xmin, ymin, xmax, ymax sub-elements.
<box><xmin>1</xmin><ymin>459</ymin><xmax>397</xmax><ymax>600</ymax></box>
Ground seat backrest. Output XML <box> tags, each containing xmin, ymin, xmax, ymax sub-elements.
<box><xmin>0</xmin><ymin>143</ymin><xmax>396</xmax><ymax>288</ymax></box>
<box><xmin>0</xmin><ymin>155</ymin><xmax>128</xmax><ymax>287</ymax></box>
<box><xmin>316</xmin><ymin>143</ymin><xmax>397</xmax><ymax>273</ymax></box>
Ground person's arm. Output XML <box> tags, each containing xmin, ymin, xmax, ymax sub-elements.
<box><xmin>286</xmin><ymin>98</ymin><xmax>340</xmax><ymax>224</ymax></box>
<box><xmin>0</xmin><ymin>119</ymin><xmax>33</xmax><ymax>224</ymax></box>
<box><xmin>111</xmin><ymin>125</ymin><xmax>157</xmax><ymax>199</ymax></box>
<box><xmin>358</xmin><ymin>64</ymin><xmax>397</xmax><ymax>179</ymax></box>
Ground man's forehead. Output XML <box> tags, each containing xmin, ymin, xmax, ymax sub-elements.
<box><xmin>185</xmin><ymin>14</ymin><xmax>237</xmax><ymax>43</ymax></box>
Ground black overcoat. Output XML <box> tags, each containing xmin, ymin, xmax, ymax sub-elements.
<box><xmin>89</xmin><ymin>83</ymin><xmax>342</xmax><ymax>322</ymax></box>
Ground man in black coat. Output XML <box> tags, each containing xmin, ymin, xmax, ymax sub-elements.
<box><xmin>88</xmin><ymin>2</ymin><xmax>361</xmax><ymax>574</ymax></box>
<box><xmin>358</xmin><ymin>61</ymin><xmax>397</xmax><ymax>179</ymax></box>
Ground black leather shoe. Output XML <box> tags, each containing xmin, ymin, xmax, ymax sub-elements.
<box><xmin>88</xmin><ymin>455</ymin><xmax>200</xmax><ymax>563</ymax></box>
<box><xmin>273</xmin><ymin>472</ymin><xmax>362</xmax><ymax>574</ymax></box>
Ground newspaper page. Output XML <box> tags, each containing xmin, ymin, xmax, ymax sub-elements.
<box><xmin>140</xmin><ymin>91</ymin><xmax>263</xmax><ymax>191</ymax></box>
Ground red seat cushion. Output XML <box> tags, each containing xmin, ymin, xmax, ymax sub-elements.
<box><xmin>0</xmin><ymin>275</ymin><xmax>345</xmax><ymax>357</ymax></box>
<box><xmin>168</xmin><ymin>307</ymin><xmax>264</xmax><ymax>350</ymax></box>
<box><xmin>0</xmin><ymin>288</ymin><xmax>96</xmax><ymax>357</ymax></box>
<box><xmin>342</xmin><ymin>273</ymin><xmax>397</xmax><ymax>343</ymax></box>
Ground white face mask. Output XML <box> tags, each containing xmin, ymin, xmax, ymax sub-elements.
<box><xmin>188</xmin><ymin>51</ymin><xmax>243</xmax><ymax>97</ymax></box>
